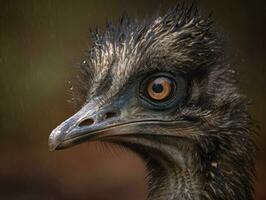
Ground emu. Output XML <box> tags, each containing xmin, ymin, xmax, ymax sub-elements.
<box><xmin>49</xmin><ymin>4</ymin><xmax>256</xmax><ymax>200</ymax></box>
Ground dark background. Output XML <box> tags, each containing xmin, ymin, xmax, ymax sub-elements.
<box><xmin>0</xmin><ymin>0</ymin><xmax>265</xmax><ymax>199</ymax></box>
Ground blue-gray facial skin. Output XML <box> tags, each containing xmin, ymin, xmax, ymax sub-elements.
<box><xmin>49</xmin><ymin>4</ymin><xmax>256</xmax><ymax>200</ymax></box>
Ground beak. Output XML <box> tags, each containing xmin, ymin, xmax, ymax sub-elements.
<box><xmin>48</xmin><ymin>101</ymin><xmax>123</xmax><ymax>151</ymax></box>
<box><xmin>48</xmin><ymin>100</ymin><xmax>189</xmax><ymax>151</ymax></box>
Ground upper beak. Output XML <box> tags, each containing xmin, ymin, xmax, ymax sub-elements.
<box><xmin>48</xmin><ymin>101</ymin><xmax>122</xmax><ymax>151</ymax></box>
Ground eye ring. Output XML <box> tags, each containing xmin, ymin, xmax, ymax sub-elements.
<box><xmin>139</xmin><ymin>73</ymin><xmax>187</xmax><ymax>110</ymax></box>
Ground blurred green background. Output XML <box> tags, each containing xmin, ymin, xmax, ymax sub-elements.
<box><xmin>0</xmin><ymin>0</ymin><xmax>265</xmax><ymax>199</ymax></box>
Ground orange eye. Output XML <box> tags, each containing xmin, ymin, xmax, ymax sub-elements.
<box><xmin>147</xmin><ymin>77</ymin><xmax>174</xmax><ymax>101</ymax></box>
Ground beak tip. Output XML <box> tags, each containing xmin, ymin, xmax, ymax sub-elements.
<box><xmin>48</xmin><ymin>129</ymin><xmax>62</xmax><ymax>151</ymax></box>
<box><xmin>48</xmin><ymin>143</ymin><xmax>57</xmax><ymax>151</ymax></box>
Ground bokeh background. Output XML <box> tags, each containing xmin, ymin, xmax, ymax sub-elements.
<box><xmin>0</xmin><ymin>0</ymin><xmax>265</xmax><ymax>199</ymax></box>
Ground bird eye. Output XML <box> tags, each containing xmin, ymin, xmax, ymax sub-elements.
<box><xmin>147</xmin><ymin>77</ymin><xmax>175</xmax><ymax>101</ymax></box>
<box><xmin>140</xmin><ymin>73</ymin><xmax>187</xmax><ymax>109</ymax></box>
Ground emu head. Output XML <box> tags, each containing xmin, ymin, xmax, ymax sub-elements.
<box><xmin>49</xmin><ymin>5</ymin><xmax>256</xmax><ymax>200</ymax></box>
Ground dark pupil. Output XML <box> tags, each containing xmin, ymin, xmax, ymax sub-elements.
<box><xmin>152</xmin><ymin>83</ymin><xmax>164</xmax><ymax>93</ymax></box>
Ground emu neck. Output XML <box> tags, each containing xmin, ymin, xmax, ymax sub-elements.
<box><xmin>124</xmin><ymin>138</ymin><xmax>200</xmax><ymax>200</ymax></box>
<box><xmin>146</xmin><ymin>146</ymin><xmax>199</xmax><ymax>200</ymax></box>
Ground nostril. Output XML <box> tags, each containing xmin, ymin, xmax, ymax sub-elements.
<box><xmin>103</xmin><ymin>111</ymin><xmax>117</xmax><ymax>120</ymax></box>
<box><xmin>79</xmin><ymin>118</ymin><xmax>94</xmax><ymax>127</ymax></box>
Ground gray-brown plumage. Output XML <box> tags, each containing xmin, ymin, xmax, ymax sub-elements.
<box><xmin>49</xmin><ymin>3</ymin><xmax>256</xmax><ymax>200</ymax></box>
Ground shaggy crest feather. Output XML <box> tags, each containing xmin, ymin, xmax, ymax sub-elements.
<box><xmin>71</xmin><ymin>4</ymin><xmax>221</xmax><ymax>105</ymax></box>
